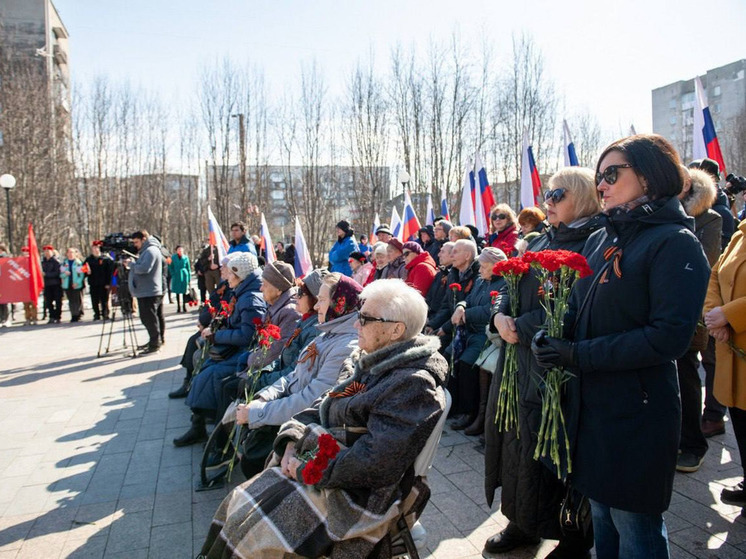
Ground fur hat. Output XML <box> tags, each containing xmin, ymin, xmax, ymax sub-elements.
<box><xmin>227</xmin><ymin>252</ymin><xmax>259</xmax><ymax>281</ymax></box>
<box><xmin>262</xmin><ymin>261</ymin><xmax>295</xmax><ymax>292</ymax></box>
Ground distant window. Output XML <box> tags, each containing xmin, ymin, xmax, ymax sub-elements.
<box><xmin>670</xmin><ymin>116</ymin><xmax>677</xmax><ymax>125</ymax></box>
<box><xmin>0</xmin><ymin>130</ymin><xmax>3</xmax><ymax>146</ymax></box>
<box><xmin>715</xmin><ymin>122</ymin><xmax>722</xmax><ymax>132</ymax></box>
<box><xmin>737</xmin><ymin>70</ymin><xmax>745</xmax><ymax>81</ymax></box>
<box><xmin>270</xmin><ymin>189</ymin><xmax>283</xmax><ymax>200</ymax></box>
<box><xmin>669</xmin><ymin>99</ymin><xmax>677</xmax><ymax>108</ymax></box>
<box><xmin>714</xmin><ymin>103</ymin><xmax>721</xmax><ymax>114</ymax></box>
<box><xmin>713</xmin><ymin>85</ymin><xmax>722</xmax><ymax>96</ymax></box>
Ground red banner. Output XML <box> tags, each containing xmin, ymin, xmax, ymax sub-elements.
<box><xmin>0</xmin><ymin>257</ymin><xmax>34</xmax><ymax>303</ymax></box>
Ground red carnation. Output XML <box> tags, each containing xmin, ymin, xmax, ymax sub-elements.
<box><xmin>449</xmin><ymin>283</ymin><xmax>462</xmax><ymax>292</ymax></box>
<box><xmin>317</xmin><ymin>433</ymin><xmax>340</xmax><ymax>460</ymax></box>
<box><xmin>252</xmin><ymin>317</ymin><xmax>263</xmax><ymax>326</ymax></box>
<box><xmin>301</xmin><ymin>461</ymin><xmax>324</xmax><ymax>485</ymax></box>
<box><xmin>265</xmin><ymin>324</ymin><xmax>282</xmax><ymax>340</ymax></box>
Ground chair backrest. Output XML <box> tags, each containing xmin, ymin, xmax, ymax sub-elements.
<box><xmin>413</xmin><ymin>388</ymin><xmax>451</xmax><ymax>477</ymax></box>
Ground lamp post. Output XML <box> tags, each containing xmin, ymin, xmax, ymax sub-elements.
<box><xmin>398</xmin><ymin>170</ymin><xmax>410</xmax><ymax>198</ymax></box>
<box><xmin>0</xmin><ymin>174</ymin><xmax>16</xmax><ymax>252</ymax></box>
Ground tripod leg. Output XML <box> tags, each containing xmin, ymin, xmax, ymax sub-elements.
<box><xmin>105</xmin><ymin>310</ymin><xmax>117</xmax><ymax>354</ymax></box>
<box><xmin>126</xmin><ymin>312</ymin><xmax>139</xmax><ymax>358</ymax></box>
<box><xmin>97</xmin><ymin>312</ymin><xmax>109</xmax><ymax>358</ymax></box>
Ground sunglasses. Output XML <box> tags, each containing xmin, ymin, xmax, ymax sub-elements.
<box><xmin>596</xmin><ymin>164</ymin><xmax>634</xmax><ymax>186</ymax></box>
<box><xmin>544</xmin><ymin>188</ymin><xmax>567</xmax><ymax>204</ymax></box>
<box><xmin>358</xmin><ymin>312</ymin><xmax>400</xmax><ymax>327</ymax></box>
<box><xmin>491</xmin><ymin>213</ymin><xmax>508</xmax><ymax>220</ymax></box>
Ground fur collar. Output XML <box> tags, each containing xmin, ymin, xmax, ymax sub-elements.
<box><xmin>682</xmin><ymin>169</ymin><xmax>717</xmax><ymax>218</ymax></box>
<box><xmin>358</xmin><ymin>334</ymin><xmax>444</xmax><ymax>379</ymax></box>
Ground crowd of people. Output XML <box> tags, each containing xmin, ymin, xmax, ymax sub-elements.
<box><xmin>3</xmin><ymin>133</ymin><xmax>745</xmax><ymax>558</ymax></box>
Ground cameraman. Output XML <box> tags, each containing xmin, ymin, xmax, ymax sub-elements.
<box><xmin>128</xmin><ymin>230</ymin><xmax>164</xmax><ymax>354</ymax></box>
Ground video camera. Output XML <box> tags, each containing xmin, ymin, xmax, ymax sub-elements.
<box><xmin>101</xmin><ymin>233</ymin><xmax>138</xmax><ymax>261</ymax></box>
<box><xmin>725</xmin><ymin>174</ymin><xmax>746</xmax><ymax>197</ymax></box>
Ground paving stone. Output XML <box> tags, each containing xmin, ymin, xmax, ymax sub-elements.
<box><xmin>152</xmin><ymin>491</ymin><xmax>191</xmax><ymax>527</ymax></box>
<box><xmin>148</xmin><ymin>521</ymin><xmax>192</xmax><ymax>558</ymax></box>
<box><xmin>105</xmin><ymin>510</ymin><xmax>152</xmax><ymax>554</ymax></box>
<box><xmin>61</xmin><ymin>535</ymin><xmax>108</xmax><ymax>559</ymax></box>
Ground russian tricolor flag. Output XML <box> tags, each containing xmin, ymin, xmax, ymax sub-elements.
<box><xmin>259</xmin><ymin>213</ymin><xmax>276</xmax><ymax>264</ymax></box>
<box><xmin>520</xmin><ymin>131</ymin><xmax>542</xmax><ymax>208</ymax></box>
<box><xmin>470</xmin><ymin>164</ymin><xmax>487</xmax><ymax>236</ymax></box>
<box><xmin>693</xmin><ymin>76</ymin><xmax>726</xmax><ymax>174</ymax></box>
<box><xmin>425</xmin><ymin>194</ymin><xmax>435</xmax><ymax>226</ymax></box>
<box><xmin>401</xmin><ymin>189</ymin><xmax>421</xmax><ymax>242</ymax></box>
<box><xmin>475</xmin><ymin>153</ymin><xmax>494</xmax><ymax>235</ymax></box>
<box><xmin>459</xmin><ymin>160</ymin><xmax>476</xmax><ymax>228</ymax></box>
<box><xmin>440</xmin><ymin>190</ymin><xmax>450</xmax><ymax>221</ymax></box>
<box><xmin>294</xmin><ymin>216</ymin><xmax>312</xmax><ymax>278</ymax></box>
<box><xmin>207</xmin><ymin>205</ymin><xmax>230</xmax><ymax>263</ymax></box>
<box><xmin>563</xmin><ymin>120</ymin><xmax>579</xmax><ymax>167</ymax></box>
<box><xmin>390</xmin><ymin>206</ymin><xmax>403</xmax><ymax>242</ymax></box>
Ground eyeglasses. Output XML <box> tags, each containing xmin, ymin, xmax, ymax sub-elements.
<box><xmin>544</xmin><ymin>188</ymin><xmax>567</xmax><ymax>204</ymax></box>
<box><xmin>596</xmin><ymin>164</ymin><xmax>634</xmax><ymax>186</ymax></box>
<box><xmin>491</xmin><ymin>213</ymin><xmax>508</xmax><ymax>220</ymax></box>
<box><xmin>358</xmin><ymin>312</ymin><xmax>400</xmax><ymax>327</ymax></box>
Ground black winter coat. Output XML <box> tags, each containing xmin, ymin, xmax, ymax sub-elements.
<box><xmin>425</xmin><ymin>266</ymin><xmax>450</xmax><ymax>324</ymax></box>
<box><xmin>427</xmin><ymin>261</ymin><xmax>479</xmax><ymax>331</ymax></box>
<box><xmin>566</xmin><ymin>197</ymin><xmax>709</xmax><ymax>513</ymax></box>
<box><xmin>42</xmin><ymin>257</ymin><xmax>61</xmax><ymax>287</ymax></box>
<box><xmin>84</xmin><ymin>254</ymin><xmax>114</xmax><ymax>287</ymax></box>
<box><xmin>484</xmin><ymin>219</ymin><xmax>601</xmax><ymax>538</ymax></box>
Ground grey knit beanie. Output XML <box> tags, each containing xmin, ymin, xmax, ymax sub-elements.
<box><xmin>262</xmin><ymin>261</ymin><xmax>296</xmax><ymax>292</ymax></box>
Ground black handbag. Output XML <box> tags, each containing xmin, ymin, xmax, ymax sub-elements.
<box><xmin>239</xmin><ymin>424</ymin><xmax>280</xmax><ymax>479</ymax></box>
<box><xmin>559</xmin><ymin>485</ymin><xmax>592</xmax><ymax>539</ymax></box>
<box><xmin>208</xmin><ymin>343</ymin><xmax>239</xmax><ymax>362</ymax></box>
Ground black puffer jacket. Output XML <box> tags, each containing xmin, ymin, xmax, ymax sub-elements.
<box><xmin>427</xmin><ymin>260</ymin><xmax>479</xmax><ymax>331</ymax></box>
<box><xmin>566</xmin><ymin>196</ymin><xmax>709</xmax><ymax>513</ymax></box>
<box><xmin>483</xmin><ymin>218</ymin><xmax>601</xmax><ymax>538</ymax></box>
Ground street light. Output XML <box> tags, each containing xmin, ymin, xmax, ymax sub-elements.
<box><xmin>0</xmin><ymin>174</ymin><xmax>16</xmax><ymax>252</ymax></box>
<box><xmin>398</xmin><ymin>170</ymin><xmax>410</xmax><ymax>197</ymax></box>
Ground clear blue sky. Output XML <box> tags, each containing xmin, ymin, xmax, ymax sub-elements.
<box><xmin>55</xmin><ymin>0</ymin><xmax>746</xmax><ymax>135</ymax></box>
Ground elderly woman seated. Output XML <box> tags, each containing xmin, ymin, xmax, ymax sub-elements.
<box><xmin>198</xmin><ymin>279</ymin><xmax>448</xmax><ymax>559</ymax></box>
<box><xmin>233</xmin><ymin>273</ymin><xmax>361</xmax><ymax>479</ymax></box>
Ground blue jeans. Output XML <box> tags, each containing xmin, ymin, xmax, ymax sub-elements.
<box><xmin>590</xmin><ymin>500</ymin><xmax>669</xmax><ymax>559</ymax></box>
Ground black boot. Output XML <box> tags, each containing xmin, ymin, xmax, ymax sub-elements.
<box><xmin>451</xmin><ymin>414</ymin><xmax>475</xmax><ymax>431</ymax></box>
<box><xmin>483</xmin><ymin>522</ymin><xmax>540</xmax><ymax>555</ymax></box>
<box><xmin>169</xmin><ymin>379</ymin><xmax>190</xmax><ymax>399</ymax></box>
<box><xmin>465</xmin><ymin>369</ymin><xmax>491</xmax><ymax>436</ymax></box>
<box><xmin>173</xmin><ymin>414</ymin><xmax>207</xmax><ymax>447</ymax></box>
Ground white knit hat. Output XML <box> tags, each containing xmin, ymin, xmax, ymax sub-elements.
<box><xmin>227</xmin><ymin>252</ymin><xmax>259</xmax><ymax>281</ymax></box>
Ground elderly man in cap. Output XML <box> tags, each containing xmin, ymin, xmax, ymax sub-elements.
<box><xmin>42</xmin><ymin>244</ymin><xmax>63</xmax><ymax>324</ymax></box>
<box><xmin>84</xmin><ymin>240</ymin><xmax>115</xmax><ymax>321</ymax></box>
<box><xmin>383</xmin><ymin>238</ymin><xmax>408</xmax><ymax>280</ymax></box>
<box><xmin>375</xmin><ymin>224</ymin><xmax>393</xmax><ymax>244</ymax></box>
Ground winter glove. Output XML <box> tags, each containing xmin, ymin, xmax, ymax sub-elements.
<box><xmin>531</xmin><ymin>330</ymin><xmax>577</xmax><ymax>369</ymax></box>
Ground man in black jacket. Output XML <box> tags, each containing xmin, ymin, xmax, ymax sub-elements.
<box><xmin>85</xmin><ymin>241</ymin><xmax>115</xmax><ymax>320</ymax></box>
<box><xmin>42</xmin><ymin>245</ymin><xmax>63</xmax><ymax>324</ymax></box>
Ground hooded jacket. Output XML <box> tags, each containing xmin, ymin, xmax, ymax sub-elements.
<box><xmin>405</xmin><ymin>251</ymin><xmax>438</xmax><ymax>296</ymax></box>
<box><xmin>228</xmin><ymin>234</ymin><xmax>258</xmax><ymax>256</ymax></box>
<box><xmin>565</xmin><ymin>196</ymin><xmax>709</xmax><ymax>513</ymax></box>
<box><xmin>128</xmin><ymin>236</ymin><xmax>163</xmax><ymax>298</ymax></box>
<box><xmin>328</xmin><ymin>234</ymin><xmax>359</xmax><ymax>277</ymax></box>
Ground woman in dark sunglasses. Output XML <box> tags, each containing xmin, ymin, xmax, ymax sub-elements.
<box><xmin>532</xmin><ymin>135</ymin><xmax>710</xmax><ymax>558</ymax></box>
<box><xmin>483</xmin><ymin>167</ymin><xmax>602</xmax><ymax>558</ymax></box>
<box><xmin>487</xmin><ymin>203</ymin><xmax>519</xmax><ymax>254</ymax></box>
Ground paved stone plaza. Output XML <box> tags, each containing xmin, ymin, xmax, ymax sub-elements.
<box><xmin>1</xmin><ymin>307</ymin><xmax>746</xmax><ymax>558</ymax></box>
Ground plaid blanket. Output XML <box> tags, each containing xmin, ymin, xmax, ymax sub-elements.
<box><xmin>198</xmin><ymin>466</ymin><xmax>414</xmax><ymax>558</ymax></box>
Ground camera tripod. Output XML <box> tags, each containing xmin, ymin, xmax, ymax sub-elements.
<box><xmin>97</xmin><ymin>307</ymin><xmax>139</xmax><ymax>358</ymax></box>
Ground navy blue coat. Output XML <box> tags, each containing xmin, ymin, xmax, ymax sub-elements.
<box><xmin>567</xmin><ymin>197</ymin><xmax>709</xmax><ymax>513</ymax></box>
<box><xmin>213</xmin><ymin>270</ymin><xmax>266</xmax><ymax>348</ymax></box>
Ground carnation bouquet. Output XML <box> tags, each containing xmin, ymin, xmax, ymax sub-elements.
<box><xmin>491</xmin><ymin>256</ymin><xmax>530</xmax><ymax>436</ymax></box>
<box><xmin>300</xmin><ymin>433</ymin><xmax>341</xmax><ymax>486</ymax></box>
<box><xmin>523</xmin><ymin>249</ymin><xmax>591</xmax><ymax>477</ymax></box>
